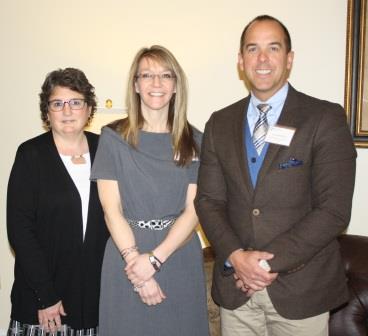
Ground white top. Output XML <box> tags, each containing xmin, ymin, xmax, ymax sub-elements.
<box><xmin>59</xmin><ymin>153</ymin><xmax>91</xmax><ymax>240</ymax></box>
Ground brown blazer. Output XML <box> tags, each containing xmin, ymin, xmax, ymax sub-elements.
<box><xmin>195</xmin><ymin>85</ymin><xmax>357</xmax><ymax>319</ymax></box>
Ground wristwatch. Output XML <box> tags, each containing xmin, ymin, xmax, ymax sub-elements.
<box><xmin>148</xmin><ymin>252</ymin><xmax>162</xmax><ymax>272</ymax></box>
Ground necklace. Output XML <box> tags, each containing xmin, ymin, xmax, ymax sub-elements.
<box><xmin>71</xmin><ymin>154</ymin><xmax>86</xmax><ymax>164</ymax></box>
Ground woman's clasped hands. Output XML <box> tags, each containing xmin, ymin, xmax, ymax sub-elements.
<box><xmin>125</xmin><ymin>251</ymin><xmax>166</xmax><ymax>306</ymax></box>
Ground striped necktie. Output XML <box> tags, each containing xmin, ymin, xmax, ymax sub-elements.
<box><xmin>253</xmin><ymin>103</ymin><xmax>272</xmax><ymax>155</ymax></box>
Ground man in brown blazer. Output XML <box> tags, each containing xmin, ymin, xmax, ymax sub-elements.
<box><xmin>195</xmin><ymin>15</ymin><xmax>357</xmax><ymax>336</ymax></box>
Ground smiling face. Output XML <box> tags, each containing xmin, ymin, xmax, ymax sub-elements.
<box><xmin>134</xmin><ymin>57</ymin><xmax>177</xmax><ymax>114</ymax></box>
<box><xmin>238</xmin><ymin>19</ymin><xmax>294</xmax><ymax>101</ymax></box>
<box><xmin>47</xmin><ymin>86</ymin><xmax>91</xmax><ymax>138</ymax></box>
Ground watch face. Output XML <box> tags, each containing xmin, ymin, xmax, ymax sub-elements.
<box><xmin>149</xmin><ymin>254</ymin><xmax>161</xmax><ymax>271</ymax></box>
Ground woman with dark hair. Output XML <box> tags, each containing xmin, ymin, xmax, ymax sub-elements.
<box><xmin>7</xmin><ymin>68</ymin><xmax>109</xmax><ymax>336</ymax></box>
<box><xmin>91</xmin><ymin>45</ymin><xmax>209</xmax><ymax>335</ymax></box>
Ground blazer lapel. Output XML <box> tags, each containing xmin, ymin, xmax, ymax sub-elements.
<box><xmin>232</xmin><ymin>96</ymin><xmax>254</xmax><ymax>200</ymax></box>
<box><xmin>256</xmin><ymin>85</ymin><xmax>300</xmax><ymax>188</ymax></box>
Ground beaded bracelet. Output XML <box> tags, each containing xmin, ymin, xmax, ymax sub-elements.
<box><xmin>120</xmin><ymin>245</ymin><xmax>138</xmax><ymax>259</ymax></box>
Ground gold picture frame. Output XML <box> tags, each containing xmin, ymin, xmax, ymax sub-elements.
<box><xmin>345</xmin><ymin>0</ymin><xmax>368</xmax><ymax>147</ymax></box>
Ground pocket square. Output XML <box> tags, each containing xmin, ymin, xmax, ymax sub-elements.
<box><xmin>278</xmin><ymin>157</ymin><xmax>303</xmax><ymax>169</ymax></box>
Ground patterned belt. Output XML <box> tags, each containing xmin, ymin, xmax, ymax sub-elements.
<box><xmin>127</xmin><ymin>218</ymin><xmax>176</xmax><ymax>230</ymax></box>
<box><xmin>7</xmin><ymin>320</ymin><xmax>98</xmax><ymax>336</ymax></box>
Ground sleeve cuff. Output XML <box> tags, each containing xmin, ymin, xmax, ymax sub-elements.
<box><xmin>34</xmin><ymin>281</ymin><xmax>60</xmax><ymax>309</ymax></box>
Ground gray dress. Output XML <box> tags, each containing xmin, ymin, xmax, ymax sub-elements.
<box><xmin>91</xmin><ymin>126</ymin><xmax>209</xmax><ymax>336</ymax></box>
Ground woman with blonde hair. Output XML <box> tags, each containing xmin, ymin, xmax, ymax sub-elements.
<box><xmin>91</xmin><ymin>45</ymin><xmax>209</xmax><ymax>335</ymax></box>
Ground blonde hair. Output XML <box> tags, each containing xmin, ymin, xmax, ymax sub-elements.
<box><xmin>113</xmin><ymin>45</ymin><xmax>198</xmax><ymax>166</ymax></box>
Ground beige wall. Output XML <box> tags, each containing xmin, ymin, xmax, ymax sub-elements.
<box><xmin>1</xmin><ymin>0</ymin><xmax>367</xmax><ymax>332</ymax></box>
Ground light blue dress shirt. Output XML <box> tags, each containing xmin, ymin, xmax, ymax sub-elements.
<box><xmin>247</xmin><ymin>83</ymin><xmax>289</xmax><ymax>136</ymax></box>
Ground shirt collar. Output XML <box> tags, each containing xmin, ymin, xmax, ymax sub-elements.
<box><xmin>250</xmin><ymin>82</ymin><xmax>289</xmax><ymax>112</ymax></box>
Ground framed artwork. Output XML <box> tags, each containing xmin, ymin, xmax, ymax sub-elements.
<box><xmin>345</xmin><ymin>0</ymin><xmax>368</xmax><ymax>147</ymax></box>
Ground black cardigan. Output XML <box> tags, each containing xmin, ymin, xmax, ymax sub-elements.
<box><xmin>7</xmin><ymin>131</ymin><xmax>109</xmax><ymax>329</ymax></box>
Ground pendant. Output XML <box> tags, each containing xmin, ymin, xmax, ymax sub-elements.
<box><xmin>71</xmin><ymin>154</ymin><xmax>86</xmax><ymax>164</ymax></box>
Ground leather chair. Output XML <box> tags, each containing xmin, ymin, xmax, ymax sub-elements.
<box><xmin>329</xmin><ymin>234</ymin><xmax>368</xmax><ymax>336</ymax></box>
<box><xmin>204</xmin><ymin>234</ymin><xmax>368</xmax><ymax>336</ymax></box>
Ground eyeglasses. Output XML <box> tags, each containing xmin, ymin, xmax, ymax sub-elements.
<box><xmin>48</xmin><ymin>99</ymin><xmax>86</xmax><ymax>112</ymax></box>
<box><xmin>135</xmin><ymin>72</ymin><xmax>176</xmax><ymax>83</ymax></box>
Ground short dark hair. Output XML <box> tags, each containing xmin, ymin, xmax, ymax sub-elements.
<box><xmin>39</xmin><ymin>68</ymin><xmax>97</xmax><ymax>129</ymax></box>
<box><xmin>240</xmin><ymin>15</ymin><xmax>292</xmax><ymax>53</ymax></box>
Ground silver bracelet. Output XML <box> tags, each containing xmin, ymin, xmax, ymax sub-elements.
<box><xmin>120</xmin><ymin>245</ymin><xmax>138</xmax><ymax>259</ymax></box>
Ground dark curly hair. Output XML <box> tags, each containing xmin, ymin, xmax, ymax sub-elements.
<box><xmin>39</xmin><ymin>68</ymin><xmax>97</xmax><ymax>129</ymax></box>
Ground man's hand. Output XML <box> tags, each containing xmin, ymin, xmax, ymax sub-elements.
<box><xmin>233</xmin><ymin>273</ymin><xmax>256</xmax><ymax>297</ymax></box>
<box><xmin>229</xmin><ymin>249</ymin><xmax>278</xmax><ymax>292</ymax></box>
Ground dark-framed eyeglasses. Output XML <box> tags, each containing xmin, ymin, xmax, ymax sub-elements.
<box><xmin>135</xmin><ymin>72</ymin><xmax>176</xmax><ymax>83</ymax></box>
<box><xmin>48</xmin><ymin>99</ymin><xmax>86</xmax><ymax>112</ymax></box>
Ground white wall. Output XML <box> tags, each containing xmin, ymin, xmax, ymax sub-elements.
<box><xmin>1</xmin><ymin>0</ymin><xmax>367</xmax><ymax>332</ymax></box>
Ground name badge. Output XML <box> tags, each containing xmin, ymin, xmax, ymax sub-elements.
<box><xmin>265</xmin><ymin>125</ymin><xmax>296</xmax><ymax>146</ymax></box>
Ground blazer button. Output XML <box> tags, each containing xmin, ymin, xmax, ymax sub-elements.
<box><xmin>252</xmin><ymin>208</ymin><xmax>260</xmax><ymax>216</ymax></box>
